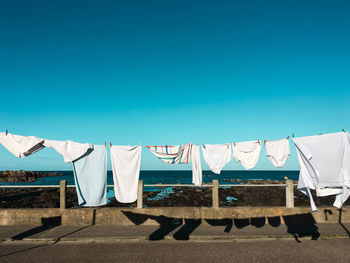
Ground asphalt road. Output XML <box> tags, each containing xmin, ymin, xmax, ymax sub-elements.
<box><xmin>0</xmin><ymin>239</ymin><xmax>349</xmax><ymax>263</ymax></box>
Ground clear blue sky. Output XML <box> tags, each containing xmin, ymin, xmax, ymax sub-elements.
<box><xmin>0</xmin><ymin>0</ymin><xmax>349</xmax><ymax>171</ymax></box>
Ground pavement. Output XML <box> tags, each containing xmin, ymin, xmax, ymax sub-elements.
<box><xmin>0</xmin><ymin>222</ymin><xmax>350</xmax><ymax>243</ymax></box>
<box><xmin>1</xmin><ymin>239</ymin><xmax>350</xmax><ymax>262</ymax></box>
<box><xmin>1</xmin><ymin>223</ymin><xmax>350</xmax><ymax>262</ymax></box>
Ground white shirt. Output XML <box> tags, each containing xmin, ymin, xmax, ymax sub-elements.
<box><xmin>293</xmin><ymin>132</ymin><xmax>350</xmax><ymax>211</ymax></box>
<box><xmin>0</xmin><ymin>132</ymin><xmax>45</xmax><ymax>158</ymax></box>
<box><xmin>43</xmin><ymin>139</ymin><xmax>93</xmax><ymax>163</ymax></box>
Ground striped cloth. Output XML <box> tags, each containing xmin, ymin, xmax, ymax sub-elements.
<box><xmin>146</xmin><ymin>143</ymin><xmax>192</xmax><ymax>164</ymax></box>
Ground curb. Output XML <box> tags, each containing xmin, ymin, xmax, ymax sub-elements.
<box><xmin>0</xmin><ymin>234</ymin><xmax>349</xmax><ymax>243</ymax></box>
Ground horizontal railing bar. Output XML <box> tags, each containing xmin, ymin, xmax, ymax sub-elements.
<box><xmin>0</xmin><ymin>183</ymin><xmax>297</xmax><ymax>188</ymax></box>
<box><xmin>143</xmin><ymin>184</ymin><xmax>212</xmax><ymax>187</ymax></box>
<box><xmin>0</xmin><ymin>185</ymin><xmax>115</xmax><ymax>188</ymax></box>
<box><xmin>219</xmin><ymin>184</ymin><xmax>287</xmax><ymax>187</ymax></box>
<box><xmin>0</xmin><ymin>185</ymin><xmax>62</xmax><ymax>188</ymax></box>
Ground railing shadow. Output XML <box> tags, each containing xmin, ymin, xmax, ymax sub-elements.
<box><xmin>11</xmin><ymin>216</ymin><xmax>62</xmax><ymax>240</ymax></box>
<box><xmin>338</xmin><ymin>208</ymin><xmax>350</xmax><ymax>237</ymax></box>
<box><xmin>1</xmin><ymin>209</ymin><xmax>98</xmax><ymax>258</ymax></box>
<box><xmin>0</xmin><ymin>216</ymin><xmax>62</xmax><ymax>258</ymax></box>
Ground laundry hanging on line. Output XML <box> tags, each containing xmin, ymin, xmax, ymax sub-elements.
<box><xmin>191</xmin><ymin>144</ymin><xmax>202</xmax><ymax>186</ymax></box>
<box><xmin>146</xmin><ymin>143</ymin><xmax>202</xmax><ymax>186</ymax></box>
<box><xmin>201</xmin><ymin>143</ymin><xmax>232</xmax><ymax>174</ymax></box>
<box><xmin>2</xmin><ymin>130</ymin><xmax>350</xmax><ymax>211</ymax></box>
<box><xmin>264</xmin><ymin>137</ymin><xmax>290</xmax><ymax>168</ymax></box>
<box><xmin>43</xmin><ymin>139</ymin><xmax>93</xmax><ymax>163</ymax></box>
<box><xmin>0</xmin><ymin>132</ymin><xmax>45</xmax><ymax>158</ymax></box>
<box><xmin>293</xmin><ymin>132</ymin><xmax>350</xmax><ymax>211</ymax></box>
<box><xmin>146</xmin><ymin>144</ymin><xmax>192</xmax><ymax>164</ymax></box>
<box><xmin>110</xmin><ymin>145</ymin><xmax>142</xmax><ymax>203</ymax></box>
<box><xmin>232</xmin><ymin>140</ymin><xmax>261</xmax><ymax>170</ymax></box>
<box><xmin>72</xmin><ymin>145</ymin><xmax>107</xmax><ymax>207</ymax></box>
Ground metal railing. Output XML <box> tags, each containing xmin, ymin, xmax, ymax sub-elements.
<box><xmin>0</xmin><ymin>179</ymin><xmax>296</xmax><ymax>209</ymax></box>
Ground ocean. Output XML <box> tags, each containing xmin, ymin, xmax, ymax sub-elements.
<box><xmin>0</xmin><ymin>170</ymin><xmax>299</xmax><ymax>205</ymax></box>
<box><xmin>1</xmin><ymin>170</ymin><xmax>299</xmax><ymax>187</ymax></box>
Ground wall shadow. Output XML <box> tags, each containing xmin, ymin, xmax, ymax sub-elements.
<box><xmin>11</xmin><ymin>209</ymin><xmax>98</xmax><ymax>241</ymax></box>
<box><xmin>1</xmin><ymin>216</ymin><xmax>63</xmax><ymax>259</ymax></box>
<box><xmin>2</xmin><ymin>211</ymin><xmax>98</xmax><ymax>259</ymax></box>
<box><xmin>11</xmin><ymin>216</ymin><xmax>62</xmax><ymax>240</ymax></box>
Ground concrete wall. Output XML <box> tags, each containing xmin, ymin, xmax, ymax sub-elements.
<box><xmin>0</xmin><ymin>207</ymin><xmax>348</xmax><ymax>226</ymax></box>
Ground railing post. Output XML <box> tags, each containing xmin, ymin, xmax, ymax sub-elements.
<box><xmin>212</xmin><ymin>179</ymin><xmax>219</xmax><ymax>208</ymax></box>
<box><xmin>60</xmin><ymin>180</ymin><xmax>67</xmax><ymax>210</ymax></box>
<box><xmin>137</xmin><ymin>180</ymin><xmax>143</xmax><ymax>208</ymax></box>
<box><xmin>286</xmin><ymin>179</ymin><xmax>294</xmax><ymax>208</ymax></box>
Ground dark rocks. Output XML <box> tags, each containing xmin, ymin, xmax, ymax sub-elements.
<box><xmin>0</xmin><ymin>170</ymin><xmax>63</xmax><ymax>183</ymax></box>
<box><xmin>0</xmin><ymin>188</ymin><xmax>78</xmax><ymax>208</ymax></box>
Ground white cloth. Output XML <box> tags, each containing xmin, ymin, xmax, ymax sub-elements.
<box><xmin>0</xmin><ymin>132</ymin><xmax>45</xmax><ymax>158</ymax></box>
<box><xmin>72</xmin><ymin>145</ymin><xmax>107</xmax><ymax>207</ymax></box>
<box><xmin>293</xmin><ymin>132</ymin><xmax>350</xmax><ymax>211</ymax></box>
<box><xmin>146</xmin><ymin>144</ymin><xmax>191</xmax><ymax>164</ymax></box>
<box><xmin>201</xmin><ymin>144</ymin><xmax>232</xmax><ymax>174</ymax></box>
<box><xmin>110</xmin><ymin>145</ymin><xmax>142</xmax><ymax>203</ymax></box>
<box><xmin>43</xmin><ymin>139</ymin><xmax>93</xmax><ymax>163</ymax></box>
<box><xmin>265</xmin><ymin>138</ymin><xmax>290</xmax><ymax>168</ymax></box>
<box><xmin>232</xmin><ymin>140</ymin><xmax>261</xmax><ymax>170</ymax></box>
<box><xmin>334</xmin><ymin>132</ymin><xmax>350</xmax><ymax>208</ymax></box>
<box><xmin>191</xmin><ymin>145</ymin><xmax>202</xmax><ymax>186</ymax></box>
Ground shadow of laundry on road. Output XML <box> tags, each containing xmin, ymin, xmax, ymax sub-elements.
<box><xmin>268</xmin><ymin>216</ymin><xmax>281</xmax><ymax>227</ymax></box>
<box><xmin>250</xmin><ymin>217</ymin><xmax>266</xmax><ymax>228</ymax></box>
<box><xmin>122</xmin><ymin>211</ymin><xmax>183</xmax><ymax>240</ymax></box>
<box><xmin>233</xmin><ymin>218</ymin><xmax>250</xmax><ymax>229</ymax></box>
<box><xmin>172</xmin><ymin>219</ymin><xmax>201</xmax><ymax>240</ymax></box>
<box><xmin>205</xmin><ymin>219</ymin><xmax>233</xmax><ymax>233</ymax></box>
<box><xmin>283</xmin><ymin>213</ymin><xmax>320</xmax><ymax>242</ymax></box>
<box><xmin>122</xmin><ymin>211</ymin><xmax>323</xmax><ymax>242</ymax></box>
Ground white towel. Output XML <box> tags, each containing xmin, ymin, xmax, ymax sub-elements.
<box><xmin>191</xmin><ymin>145</ymin><xmax>202</xmax><ymax>186</ymax></box>
<box><xmin>0</xmin><ymin>132</ymin><xmax>45</xmax><ymax>158</ymax></box>
<box><xmin>110</xmin><ymin>145</ymin><xmax>142</xmax><ymax>203</ymax></box>
<box><xmin>146</xmin><ymin>144</ymin><xmax>191</xmax><ymax>164</ymax></box>
<box><xmin>43</xmin><ymin>139</ymin><xmax>93</xmax><ymax>163</ymax></box>
<box><xmin>201</xmin><ymin>143</ymin><xmax>232</xmax><ymax>174</ymax></box>
<box><xmin>293</xmin><ymin>132</ymin><xmax>350</xmax><ymax>211</ymax></box>
<box><xmin>232</xmin><ymin>140</ymin><xmax>261</xmax><ymax>170</ymax></box>
<box><xmin>265</xmin><ymin>138</ymin><xmax>290</xmax><ymax>168</ymax></box>
<box><xmin>72</xmin><ymin>145</ymin><xmax>107</xmax><ymax>207</ymax></box>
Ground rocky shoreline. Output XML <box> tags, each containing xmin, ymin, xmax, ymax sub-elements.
<box><xmin>0</xmin><ymin>170</ymin><xmax>63</xmax><ymax>183</ymax></box>
<box><xmin>1</xmin><ymin>180</ymin><xmax>348</xmax><ymax>208</ymax></box>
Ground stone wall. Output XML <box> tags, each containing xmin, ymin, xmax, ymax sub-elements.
<box><xmin>0</xmin><ymin>207</ymin><xmax>348</xmax><ymax>226</ymax></box>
